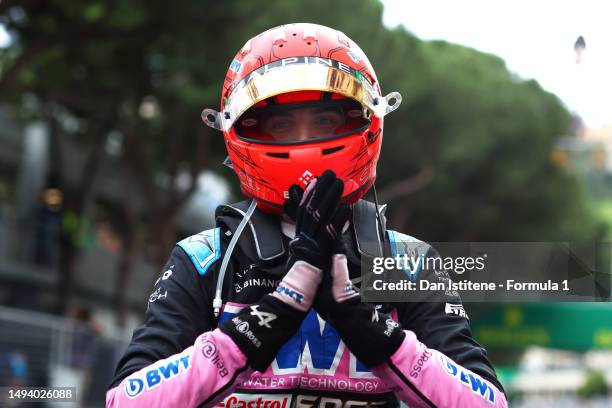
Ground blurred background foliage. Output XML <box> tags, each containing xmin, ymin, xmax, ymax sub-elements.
<box><xmin>1</xmin><ymin>0</ymin><xmax>602</xmax><ymax>247</ymax></box>
<box><xmin>0</xmin><ymin>0</ymin><xmax>606</xmax><ymax>314</ymax></box>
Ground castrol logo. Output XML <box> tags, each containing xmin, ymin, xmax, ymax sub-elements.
<box><xmin>216</xmin><ymin>393</ymin><xmax>291</xmax><ymax>408</ymax></box>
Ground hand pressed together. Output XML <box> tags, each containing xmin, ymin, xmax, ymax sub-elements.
<box><xmin>284</xmin><ymin>171</ymin><xmax>405</xmax><ymax>368</ymax></box>
<box><xmin>219</xmin><ymin>170</ymin><xmax>351</xmax><ymax>372</ymax></box>
<box><xmin>284</xmin><ymin>170</ymin><xmax>351</xmax><ymax>270</ymax></box>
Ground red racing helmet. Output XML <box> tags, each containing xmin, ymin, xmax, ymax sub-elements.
<box><xmin>203</xmin><ymin>23</ymin><xmax>401</xmax><ymax>214</ymax></box>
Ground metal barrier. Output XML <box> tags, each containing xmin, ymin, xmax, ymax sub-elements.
<box><xmin>0</xmin><ymin>305</ymin><xmax>128</xmax><ymax>407</ymax></box>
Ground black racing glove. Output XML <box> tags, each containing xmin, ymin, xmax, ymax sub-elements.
<box><xmin>285</xmin><ymin>170</ymin><xmax>351</xmax><ymax>270</ymax></box>
<box><xmin>220</xmin><ymin>171</ymin><xmax>350</xmax><ymax>372</ymax></box>
<box><xmin>219</xmin><ymin>294</ymin><xmax>305</xmax><ymax>372</ymax></box>
<box><xmin>314</xmin><ymin>242</ymin><xmax>406</xmax><ymax>368</ymax></box>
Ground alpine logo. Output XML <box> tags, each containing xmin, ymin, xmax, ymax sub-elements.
<box><xmin>250</xmin><ymin>305</ymin><xmax>277</xmax><ymax>328</ymax></box>
<box><xmin>445</xmin><ymin>303</ymin><xmax>469</xmax><ymax>320</ymax></box>
<box><xmin>238</xmin><ymin>57</ymin><xmax>373</xmax><ymax>89</ymax></box>
<box><xmin>124</xmin><ymin>352</ymin><xmax>191</xmax><ymax>398</ymax></box>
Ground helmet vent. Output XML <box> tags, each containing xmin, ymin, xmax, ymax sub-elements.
<box><xmin>266</xmin><ymin>152</ymin><xmax>289</xmax><ymax>159</ymax></box>
<box><xmin>322</xmin><ymin>146</ymin><xmax>345</xmax><ymax>155</ymax></box>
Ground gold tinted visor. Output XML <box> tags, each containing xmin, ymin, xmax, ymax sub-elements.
<box><xmin>203</xmin><ymin>60</ymin><xmax>401</xmax><ymax>132</ymax></box>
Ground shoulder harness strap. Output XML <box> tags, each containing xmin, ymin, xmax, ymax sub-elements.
<box><xmin>215</xmin><ymin>200</ymin><xmax>286</xmax><ymax>263</ymax></box>
<box><xmin>352</xmin><ymin>199</ymin><xmax>388</xmax><ymax>258</ymax></box>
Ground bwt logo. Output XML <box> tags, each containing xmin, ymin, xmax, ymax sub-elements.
<box><xmin>440</xmin><ymin>355</ymin><xmax>495</xmax><ymax>404</ymax></box>
<box><xmin>125</xmin><ymin>378</ymin><xmax>144</xmax><ymax>397</ymax></box>
<box><xmin>125</xmin><ymin>353</ymin><xmax>191</xmax><ymax>398</ymax></box>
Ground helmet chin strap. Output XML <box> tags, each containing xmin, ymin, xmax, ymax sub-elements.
<box><xmin>213</xmin><ymin>198</ymin><xmax>258</xmax><ymax>317</ymax></box>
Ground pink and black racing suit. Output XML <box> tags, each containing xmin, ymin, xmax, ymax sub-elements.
<box><xmin>107</xmin><ymin>200</ymin><xmax>507</xmax><ymax>407</ymax></box>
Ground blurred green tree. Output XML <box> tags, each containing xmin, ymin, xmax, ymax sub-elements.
<box><xmin>0</xmin><ymin>0</ymin><xmax>603</xmax><ymax>323</ymax></box>
<box><xmin>577</xmin><ymin>370</ymin><xmax>608</xmax><ymax>399</ymax></box>
<box><xmin>0</xmin><ymin>0</ymin><xmax>232</xmax><ymax>321</ymax></box>
<box><xmin>376</xmin><ymin>38</ymin><xmax>601</xmax><ymax>242</ymax></box>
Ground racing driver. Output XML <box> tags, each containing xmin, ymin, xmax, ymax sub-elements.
<box><xmin>106</xmin><ymin>23</ymin><xmax>508</xmax><ymax>408</ymax></box>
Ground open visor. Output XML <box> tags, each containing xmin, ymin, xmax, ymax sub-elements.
<box><xmin>203</xmin><ymin>60</ymin><xmax>402</xmax><ymax>132</ymax></box>
<box><xmin>235</xmin><ymin>98</ymin><xmax>370</xmax><ymax>143</ymax></box>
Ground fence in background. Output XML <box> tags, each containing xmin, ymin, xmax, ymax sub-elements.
<box><xmin>0</xmin><ymin>305</ymin><xmax>128</xmax><ymax>407</ymax></box>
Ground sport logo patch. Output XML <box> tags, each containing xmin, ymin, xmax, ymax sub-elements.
<box><xmin>275</xmin><ymin>285</ymin><xmax>304</xmax><ymax>304</ymax></box>
<box><xmin>232</xmin><ymin>316</ymin><xmax>262</xmax><ymax>348</ymax></box>
<box><xmin>236</xmin><ymin>321</ymin><xmax>250</xmax><ymax>333</ymax></box>
<box><xmin>125</xmin><ymin>352</ymin><xmax>191</xmax><ymax>398</ymax></box>
<box><xmin>236</xmin><ymin>264</ymin><xmax>258</xmax><ymax>279</ymax></box>
<box><xmin>201</xmin><ymin>339</ymin><xmax>217</xmax><ymax>358</ymax></box>
<box><xmin>298</xmin><ymin>170</ymin><xmax>314</xmax><ymax>185</ymax></box>
<box><xmin>201</xmin><ymin>337</ymin><xmax>228</xmax><ymax>377</ymax></box>
<box><xmin>383</xmin><ymin>318</ymin><xmax>399</xmax><ymax>337</ymax></box>
<box><xmin>216</xmin><ymin>393</ymin><xmax>291</xmax><ymax>408</ymax></box>
<box><xmin>409</xmin><ymin>349</ymin><xmax>432</xmax><ymax>379</ymax></box>
<box><xmin>229</xmin><ymin>59</ymin><xmax>242</xmax><ymax>73</ymax></box>
<box><xmin>154</xmin><ymin>266</ymin><xmax>173</xmax><ymax>286</ymax></box>
<box><xmin>234</xmin><ymin>277</ymin><xmax>280</xmax><ymax>293</ymax></box>
<box><xmin>148</xmin><ymin>287</ymin><xmax>167</xmax><ymax>303</ymax></box>
<box><xmin>445</xmin><ymin>303</ymin><xmax>469</xmax><ymax>319</ymax></box>
<box><xmin>295</xmin><ymin>394</ymin><xmax>387</xmax><ymax>407</ymax></box>
<box><xmin>125</xmin><ymin>378</ymin><xmax>144</xmax><ymax>398</ymax></box>
<box><xmin>347</xmin><ymin>51</ymin><xmax>362</xmax><ymax>63</ymax></box>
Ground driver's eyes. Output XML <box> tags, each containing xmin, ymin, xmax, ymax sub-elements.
<box><xmin>315</xmin><ymin>117</ymin><xmax>333</xmax><ymax>125</ymax></box>
<box><xmin>269</xmin><ymin>119</ymin><xmax>294</xmax><ymax>132</ymax></box>
<box><xmin>255</xmin><ymin>108</ymin><xmax>349</xmax><ymax>141</ymax></box>
<box><xmin>313</xmin><ymin>114</ymin><xmax>343</xmax><ymax>128</ymax></box>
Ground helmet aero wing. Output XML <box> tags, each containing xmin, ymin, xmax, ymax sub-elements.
<box><xmin>203</xmin><ymin>23</ymin><xmax>401</xmax><ymax>214</ymax></box>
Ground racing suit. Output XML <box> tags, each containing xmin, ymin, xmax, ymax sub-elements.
<box><xmin>106</xmin><ymin>200</ymin><xmax>507</xmax><ymax>407</ymax></box>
